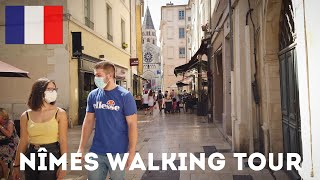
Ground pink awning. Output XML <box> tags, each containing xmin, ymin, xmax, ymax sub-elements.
<box><xmin>0</xmin><ymin>61</ymin><xmax>29</xmax><ymax>78</ymax></box>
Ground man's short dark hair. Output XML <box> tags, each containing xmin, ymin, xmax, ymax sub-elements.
<box><xmin>94</xmin><ymin>61</ymin><xmax>116</xmax><ymax>78</ymax></box>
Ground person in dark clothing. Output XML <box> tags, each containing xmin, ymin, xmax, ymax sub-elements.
<box><xmin>157</xmin><ymin>90</ymin><xmax>164</xmax><ymax>112</ymax></box>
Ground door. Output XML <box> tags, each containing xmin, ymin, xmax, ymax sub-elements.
<box><xmin>279</xmin><ymin>0</ymin><xmax>302</xmax><ymax>179</ymax></box>
<box><xmin>78</xmin><ymin>72</ymin><xmax>96</xmax><ymax>125</ymax></box>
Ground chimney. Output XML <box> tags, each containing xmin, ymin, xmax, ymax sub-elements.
<box><xmin>166</xmin><ymin>1</ymin><xmax>174</xmax><ymax>5</ymax></box>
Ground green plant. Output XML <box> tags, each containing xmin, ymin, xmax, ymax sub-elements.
<box><xmin>122</xmin><ymin>42</ymin><xmax>128</xmax><ymax>49</ymax></box>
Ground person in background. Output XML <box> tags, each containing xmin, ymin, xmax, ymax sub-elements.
<box><xmin>77</xmin><ymin>61</ymin><xmax>137</xmax><ymax>180</ymax></box>
<box><xmin>148</xmin><ymin>90</ymin><xmax>155</xmax><ymax>115</ymax></box>
<box><xmin>142</xmin><ymin>90</ymin><xmax>149</xmax><ymax>115</ymax></box>
<box><xmin>12</xmin><ymin>78</ymin><xmax>68</xmax><ymax>180</ymax></box>
<box><xmin>170</xmin><ymin>89</ymin><xmax>175</xmax><ymax>99</ymax></box>
<box><xmin>164</xmin><ymin>93</ymin><xmax>173</xmax><ymax>113</ymax></box>
<box><xmin>0</xmin><ymin>108</ymin><xmax>19</xmax><ymax>180</ymax></box>
<box><xmin>172</xmin><ymin>98</ymin><xmax>178</xmax><ymax>112</ymax></box>
<box><xmin>165</xmin><ymin>91</ymin><xmax>168</xmax><ymax>98</ymax></box>
<box><xmin>157</xmin><ymin>90</ymin><xmax>164</xmax><ymax>112</ymax></box>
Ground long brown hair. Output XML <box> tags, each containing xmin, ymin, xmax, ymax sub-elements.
<box><xmin>28</xmin><ymin>78</ymin><xmax>56</xmax><ymax>111</ymax></box>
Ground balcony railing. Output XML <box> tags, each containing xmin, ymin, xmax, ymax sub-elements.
<box><xmin>85</xmin><ymin>17</ymin><xmax>94</xmax><ymax>30</ymax></box>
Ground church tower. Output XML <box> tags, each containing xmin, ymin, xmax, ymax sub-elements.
<box><xmin>142</xmin><ymin>6</ymin><xmax>161</xmax><ymax>90</ymax></box>
<box><xmin>142</xmin><ymin>6</ymin><xmax>157</xmax><ymax>45</ymax></box>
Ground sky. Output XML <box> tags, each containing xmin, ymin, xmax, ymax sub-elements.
<box><xmin>142</xmin><ymin>0</ymin><xmax>189</xmax><ymax>45</ymax></box>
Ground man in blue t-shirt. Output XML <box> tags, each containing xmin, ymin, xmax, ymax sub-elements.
<box><xmin>77</xmin><ymin>61</ymin><xmax>138</xmax><ymax>180</ymax></box>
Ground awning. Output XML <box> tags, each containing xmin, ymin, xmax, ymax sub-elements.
<box><xmin>0</xmin><ymin>60</ymin><xmax>29</xmax><ymax>78</ymax></box>
<box><xmin>176</xmin><ymin>75</ymin><xmax>194</xmax><ymax>87</ymax></box>
<box><xmin>174</xmin><ymin>59</ymin><xmax>208</xmax><ymax>76</ymax></box>
<box><xmin>168</xmin><ymin>83</ymin><xmax>178</xmax><ymax>89</ymax></box>
<box><xmin>191</xmin><ymin>38</ymin><xmax>210</xmax><ymax>60</ymax></box>
<box><xmin>133</xmin><ymin>74</ymin><xmax>147</xmax><ymax>81</ymax></box>
<box><xmin>176</xmin><ymin>82</ymin><xmax>189</xmax><ymax>87</ymax></box>
<box><xmin>174</xmin><ymin>38</ymin><xmax>210</xmax><ymax>76</ymax></box>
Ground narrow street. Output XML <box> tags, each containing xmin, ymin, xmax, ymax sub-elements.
<box><xmin>65</xmin><ymin>111</ymin><xmax>290</xmax><ymax>180</ymax></box>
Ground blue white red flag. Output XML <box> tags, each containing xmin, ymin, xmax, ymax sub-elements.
<box><xmin>5</xmin><ymin>6</ymin><xmax>63</xmax><ymax>44</ymax></box>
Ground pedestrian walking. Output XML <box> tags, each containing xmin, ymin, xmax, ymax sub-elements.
<box><xmin>148</xmin><ymin>90</ymin><xmax>155</xmax><ymax>115</ymax></box>
<box><xmin>142</xmin><ymin>90</ymin><xmax>149</xmax><ymax>115</ymax></box>
<box><xmin>0</xmin><ymin>108</ymin><xmax>19</xmax><ymax>180</ymax></box>
<box><xmin>12</xmin><ymin>78</ymin><xmax>68</xmax><ymax>180</ymax></box>
<box><xmin>77</xmin><ymin>61</ymin><xmax>138</xmax><ymax>180</ymax></box>
<box><xmin>157</xmin><ymin>90</ymin><xmax>164</xmax><ymax>112</ymax></box>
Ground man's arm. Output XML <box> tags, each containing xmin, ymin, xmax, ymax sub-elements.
<box><xmin>125</xmin><ymin>114</ymin><xmax>138</xmax><ymax>168</ymax></box>
<box><xmin>78</xmin><ymin>112</ymin><xmax>95</xmax><ymax>153</ymax></box>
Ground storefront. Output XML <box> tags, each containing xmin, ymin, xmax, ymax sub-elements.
<box><xmin>115</xmin><ymin>65</ymin><xmax>128</xmax><ymax>89</ymax></box>
<box><xmin>77</xmin><ymin>54</ymin><xmax>101</xmax><ymax>124</ymax></box>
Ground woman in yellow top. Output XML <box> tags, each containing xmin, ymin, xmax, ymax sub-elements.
<box><xmin>12</xmin><ymin>78</ymin><xmax>68</xmax><ymax>180</ymax></box>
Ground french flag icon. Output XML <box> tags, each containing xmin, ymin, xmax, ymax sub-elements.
<box><xmin>5</xmin><ymin>6</ymin><xmax>63</xmax><ymax>44</ymax></box>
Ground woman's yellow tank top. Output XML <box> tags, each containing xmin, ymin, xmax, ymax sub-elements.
<box><xmin>27</xmin><ymin>109</ymin><xmax>59</xmax><ymax>144</ymax></box>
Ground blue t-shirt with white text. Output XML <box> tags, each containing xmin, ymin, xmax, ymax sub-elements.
<box><xmin>86</xmin><ymin>86</ymin><xmax>137</xmax><ymax>154</ymax></box>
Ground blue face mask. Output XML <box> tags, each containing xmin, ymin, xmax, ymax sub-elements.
<box><xmin>94</xmin><ymin>77</ymin><xmax>109</xmax><ymax>89</ymax></box>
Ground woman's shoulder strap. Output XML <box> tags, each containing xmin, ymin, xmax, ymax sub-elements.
<box><xmin>26</xmin><ymin>110</ymin><xmax>30</xmax><ymax>120</ymax></box>
<box><xmin>55</xmin><ymin>108</ymin><xmax>60</xmax><ymax>119</ymax></box>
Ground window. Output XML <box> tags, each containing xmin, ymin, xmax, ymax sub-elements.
<box><xmin>121</xmin><ymin>19</ymin><xmax>128</xmax><ymax>49</ymax></box>
<box><xmin>121</xmin><ymin>19</ymin><xmax>126</xmax><ymax>48</ymax></box>
<box><xmin>179</xmin><ymin>28</ymin><xmax>185</xmax><ymax>38</ymax></box>
<box><xmin>167</xmin><ymin>27</ymin><xmax>173</xmax><ymax>39</ymax></box>
<box><xmin>167</xmin><ymin>47</ymin><xmax>174</xmax><ymax>59</ymax></box>
<box><xmin>153</xmin><ymin>40</ymin><xmax>155</xmax><ymax>44</ymax></box>
<box><xmin>106</xmin><ymin>4</ymin><xmax>113</xmax><ymax>41</ymax></box>
<box><xmin>188</xmin><ymin>17</ymin><xmax>191</xmax><ymax>21</ymax></box>
<box><xmin>84</xmin><ymin>0</ymin><xmax>90</xmax><ymax>19</ymax></box>
<box><xmin>147</xmin><ymin>38</ymin><xmax>150</xmax><ymax>42</ymax></box>
<box><xmin>178</xmin><ymin>10</ymin><xmax>185</xmax><ymax>20</ymax></box>
<box><xmin>84</xmin><ymin>0</ymin><xmax>94</xmax><ymax>29</ymax></box>
<box><xmin>152</xmin><ymin>32</ymin><xmax>155</xmax><ymax>36</ymax></box>
<box><xmin>179</xmin><ymin>47</ymin><xmax>185</xmax><ymax>58</ymax></box>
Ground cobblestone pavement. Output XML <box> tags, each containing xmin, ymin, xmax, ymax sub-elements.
<box><xmin>64</xmin><ymin>110</ymin><xmax>291</xmax><ymax>180</ymax></box>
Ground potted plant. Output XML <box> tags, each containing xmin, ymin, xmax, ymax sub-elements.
<box><xmin>122</xmin><ymin>42</ymin><xmax>128</xmax><ymax>49</ymax></box>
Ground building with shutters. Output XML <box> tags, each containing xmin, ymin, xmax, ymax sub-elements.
<box><xmin>160</xmin><ymin>2</ymin><xmax>189</xmax><ymax>92</ymax></box>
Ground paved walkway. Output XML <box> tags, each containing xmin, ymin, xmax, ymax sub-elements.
<box><xmin>64</xmin><ymin>110</ymin><xmax>291</xmax><ymax>180</ymax></box>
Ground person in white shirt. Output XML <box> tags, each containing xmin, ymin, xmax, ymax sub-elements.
<box><xmin>142</xmin><ymin>91</ymin><xmax>149</xmax><ymax>115</ymax></box>
<box><xmin>148</xmin><ymin>90</ymin><xmax>155</xmax><ymax>115</ymax></box>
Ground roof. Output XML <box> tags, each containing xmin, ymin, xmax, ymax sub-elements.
<box><xmin>143</xmin><ymin>6</ymin><xmax>155</xmax><ymax>30</ymax></box>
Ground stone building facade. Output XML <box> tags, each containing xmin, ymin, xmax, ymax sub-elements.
<box><xmin>0</xmin><ymin>0</ymin><xmax>143</xmax><ymax>125</ymax></box>
<box><xmin>188</xmin><ymin>0</ymin><xmax>320</xmax><ymax>179</ymax></box>
<box><xmin>160</xmin><ymin>3</ymin><xmax>188</xmax><ymax>91</ymax></box>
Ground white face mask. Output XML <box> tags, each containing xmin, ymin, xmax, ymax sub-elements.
<box><xmin>94</xmin><ymin>77</ymin><xmax>110</xmax><ymax>89</ymax></box>
<box><xmin>44</xmin><ymin>90</ymin><xmax>57</xmax><ymax>103</ymax></box>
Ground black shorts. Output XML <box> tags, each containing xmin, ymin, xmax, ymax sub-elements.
<box><xmin>143</xmin><ymin>104</ymin><xmax>149</xmax><ymax>109</ymax></box>
<box><xmin>24</xmin><ymin>142</ymin><xmax>61</xmax><ymax>180</ymax></box>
